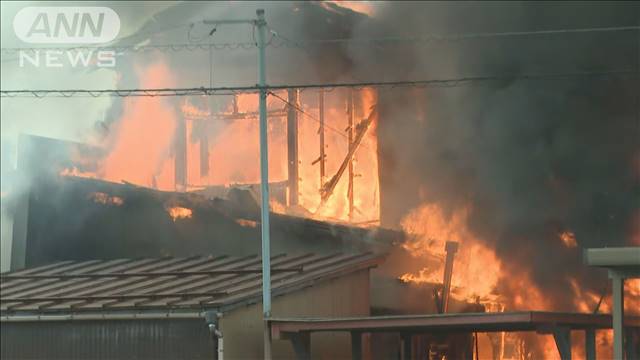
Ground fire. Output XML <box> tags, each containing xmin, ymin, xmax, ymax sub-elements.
<box><xmin>89</xmin><ymin>192</ymin><xmax>124</xmax><ymax>206</ymax></box>
<box><xmin>323</xmin><ymin>1</ymin><xmax>376</xmax><ymax>17</ymax></box>
<box><xmin>559</xmin><ymin>231</ymin><xmax>577</xmax><ymax>248</ymax></box>
<box><xmin>626</xmin><ymin>278</ymin><xmax>640</xmax><ymax>315</ymax></box>
<box><xmin>398</xmin><ymin>204</ymin><xmax>502</xmax><ymax>303</ymax></box>
<box><xmin>100</xmin><ymin>61</ymin><xmax>178</xmax><ymax>190</ymax></box>
<box><xmin>183</xmin><ymin>88</ymin><xmax>380</xmax><ymax>224</ymax></box>
<box><xmin>60</xmin><ymin>166</ymin><xmax>97</xmax><ymax>179</ymax></box>
<box><xmin>166</xmin><ymin>206</ymin><xmax>192</xmax><ymax>221</ymax></box>
<box><xmin>59</xmin><ymin>58</ymin><xmax>380</xmax><ymax>225</ymax></box>
<box><xmin>235</xmin><ymin>219</ymin><xmax>258</xmax><ymax>228</ymax></box>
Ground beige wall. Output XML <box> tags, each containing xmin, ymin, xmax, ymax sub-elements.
<box><xmin>220</xmin><ymin>269</ymin><xmax>370</xmax><ymax>360</ymax></box>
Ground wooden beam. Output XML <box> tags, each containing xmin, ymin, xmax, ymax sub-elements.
<box><xmin>351</xmin><ymin>331</ymin><xmax>362</xmax><ymax>360</ymax></box>
<box><xmin>174</xmin><ymin>116</ymin><xmax>187</xmax><ymax>191</ymax></box>
<box><xmin>347</xmin><ymin>89</ymin><xmax>354</xmax><ymax>221</ymax></box>
<box><xmin>287</xmin><ymin>89</ymin><xmax>299</xmax><ymax>206</ymax></box>
<box><xmin>585</xmin><ymin>328</ymin><xmax>596</xmax><ymax>360</ymax></box>
<box><xmin>319</xmin><ymin>89</ymin><xmax>326</xmax><ymax>184</ymax></box>
<box><xmin>553</xmin><ymin>327</ymin><xmax>572</xmax><ymax>360</ymax></box>
<box><xmin>290</xmin><ymin>332</ymin><xmax>311</xmax><ymax>360</ymax></box>
<box><xmin>319</xmin><ymin>106</ymin><xmax>377</xmax><ymax>204</ymax></box>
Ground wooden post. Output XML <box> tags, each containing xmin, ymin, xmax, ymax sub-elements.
<box><xmin>287</xmin><ymin>89</ymin><xmax>299</xmax><ymax>206</ymax></box>
<box><xmin>585</xmin><ymin>328</ymin><xmax>596</xmax><ymax>360</ymax></box>
<box><xmin>553</xmin><ymin>327</ymin><xmax>572</xmax><ymax>360</ymax></box>
<box><xmin>401</xmin><ymin>333</ymin><xmax>412</xmax><ymax>360</ymax></box>
<box><xmin>175</xmin><ymin>115</ymin><xmax>187</xmax><ymax>191</ymax></box>
<box><xmin>351</xmin><ymin>331</ymin><xmax>362</xmax><ymax>360</ymax></box>
<box><xmin>290</xmin><ymin>332</ymin><xmax>311</xmax><ymax>360</ymax></box>
<box><xmin>319</xmin><ymin>89</ymin><xmax>326</xmax><ymax>184</ymax></box>
<box><xmin>347</xmin><ymin>89</ymin><xmax>354</xmax><ymax>221</ymax></box>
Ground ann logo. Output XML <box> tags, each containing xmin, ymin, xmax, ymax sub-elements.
<box><xmin>14</xmin><ymin>7</ymin><xmax>120</xmax><ymax>44</ymax></box>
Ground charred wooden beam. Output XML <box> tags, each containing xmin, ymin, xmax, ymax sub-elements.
<box><xmin>200</xmin><ymin>133</ymin><xmax>209</xmax><ymax>178</ymax></box>
<box><xmin>347</xmin><ymin>89</ymin><xmax>355</xmax><ymax>221</ymax></box>
<box><xmin>174</xmin><ymin>116</ymin><xmax>187</xmax><ymax>191</ymax></box>
<box><xmin>442</xmin><ymin>241</ymin><xmax>459</xmax><ymax>313</ymax></box>
<box><xmin>319</xmin><ymin>105</ymin><xmax>377</xmax><ymax>204</ymax></box>
<box><xmin>287</xmin><ymin>89</ymin><xmax>300</xmax><ymax>206</ymax></box>
<box><xmin>319</xmin><ymin>89</ymin><xmax>326</xmax><ymax>184</ymax></box>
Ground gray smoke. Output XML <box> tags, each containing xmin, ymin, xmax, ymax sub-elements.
<box><xmin>340</xmin><ymin>1</ymin><xmax>639</xmax><ymax>310</ymax></box>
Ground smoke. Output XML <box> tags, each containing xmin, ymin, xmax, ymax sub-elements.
<box><xmin>1</xmin><ymin>1</ymin><xmax>637</xmax><ymax>313</ymax></box>
<box><xmin>341</xmin><ymin>1</ymin><xmax>639</xmax><ymax>309</ymax></box>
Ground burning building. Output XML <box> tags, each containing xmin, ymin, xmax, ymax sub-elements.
<box><xmin>1</xmin><ymin>1</ymin><xmax>640</xmax><ymax>359</ymax></box>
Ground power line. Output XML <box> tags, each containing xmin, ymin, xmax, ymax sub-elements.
<box><xmin>2</xmin><ymin>25</ymin><xmax>637</xmax><ymax>55</ymax></box>
<box><xmin>268</xmin><ymin>90</ymin><xmax>366</xmax><ymax>147</ymax></box>
<box><xmin>0</xmin><ymin>70</ymin><xmax>635</xmax><ymax>98</ymax></box>
<box><xmin>0</xmin><ymin>42</ymin><xmax>258</xmax><ymax>55</ymax></box>
<box><xmin>268</xmin><ymin>25</ymin><xmax>640</xmax><ymax>48</ymax></box>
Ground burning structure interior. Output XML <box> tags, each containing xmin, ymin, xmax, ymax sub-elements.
<box><xmin>1</xmin><ymin>2</ymin><xmax>640</xmax><ymax>360</ymax></box>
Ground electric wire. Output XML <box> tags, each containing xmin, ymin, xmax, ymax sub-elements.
<box><xmin>1</xmin><ymin>70</ymin><xmax>635</xmax><ymax>98</ymax></box>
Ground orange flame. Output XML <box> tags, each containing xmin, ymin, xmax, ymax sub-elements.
<box><xmin>100</xmin><ymin>61</ymin><xmax>177</xmax><ymax>190</ymax></box>
<box><xmin>398</xmin><ymin>204</ymin><xmax>502</xmax><ymax>303</ymax></box>
<box><xmin>559</xmin><ymin>231</ymin><xmax>577</xmax><ymax>248</ymax></box>
<box><xmin>167</xmin><ymin>206</ymin><xmax>192</xmax><ymax>221</ymax></box>
<box><xmin>89</xmin><ymin>192</ymin><xmax>123</xmax><ymax>206</ymax></box>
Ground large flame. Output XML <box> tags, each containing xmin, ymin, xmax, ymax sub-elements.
<box><xmin>100</xmin><ymin>60</ymin><xmax>178</xmax><ymax>190</ymax></box>
<box><xmin>399</xmin><ymin>204</ymin><xmax>503</xmax><ymax>303</ymax></box>
<box><xmin>61</xmin><ymin>80</ymin><xmax>380</xmax><ymax>224</ymax></box>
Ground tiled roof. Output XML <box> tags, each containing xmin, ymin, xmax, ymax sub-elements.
<box><xmin>1</xmin><ymin>253</ymin><xmax>383</xmax><ymax>315</ymax></box>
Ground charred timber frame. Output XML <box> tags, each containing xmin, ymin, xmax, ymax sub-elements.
<box><xmin>287</xmin><ymin>89</ymin><xmax>300</xmax><ymax>206</ymax></box>
<box><xmin>319</xmin><ymin>105</ymin><xmax>377</xmax><ymax>206</ymax></box>
<box><xmin>175</xmin><ymin>115</ymin><xmax>187</xmax><ymax>191</ymax></box>
<box><xmin>347</xmin><ymin>89</ymin><xmax>355</xmax><ymax>221</ymax></box>
<box><xmin>441</xmin><ymin>241</ymin><xmax>459</xmax><ymax>313</ymax></box>
<box><xmin>319</xmin><ymin>90</ymin><xmax>326</xmax><ymax>184</ymax></box>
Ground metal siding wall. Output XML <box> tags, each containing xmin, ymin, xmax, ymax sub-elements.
<box><xmin>221</xmin><ymin>269</ymin><xmax>371</xmax><ymax>360</ymax></box>
<box><xmin>1</xmin><ymin>319</ymin><xmax>214</xmax><ymax>360</ymax></box>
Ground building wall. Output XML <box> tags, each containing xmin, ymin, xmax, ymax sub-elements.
<box><xmin>221</xmin><ymin>269</ymin><xmax>371</xmax><ymax>360</ymax></box>
<box><xmin>1</xmin><ymin>319</ymin><xmax>214</xmax><ymax>360</ymax></box>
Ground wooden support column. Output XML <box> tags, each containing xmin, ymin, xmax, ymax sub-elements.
<box><xmin>351</xmin><ymin>331</ymin><xmax>362</xmax><ymax>360</ymax></box>
<box><xmin>287</xmin><ymin>89</ymin><xmax>299</xmax><ymax>206</ymax></box>
<box><xmin>319</xmin><ymin>89</ymin><xmax>326</xmax><ymax>184</ymax></box>
<box><xmin>290</xmin><ymin>332</ymin><xmax>311</xmax><ymax>360</ymax></box>
<box><xmin>626</xmin><ymin>327</ymin><xmax>640</xmax><ymax>360</ymax></box>
<box><xmin>401</xmin><ymin>333</ymin><xmax>412</xmax><ymax>360</ymax></box>
<box><xmin>174</xmin><ymin>116</ymin><xmax>187</xmax><ymax>191</ymax></box>
<box><xmin>585</xmin><ymin>328</ymin><xmax>596</xmax><ymax>360</ymax></box>
<box><xmin>553</xmin><ymin>327</ymin><xmax>572</xmax><ymax>360</ymax></box>
<box><xmin>347</xmin><ymin>88</ymin><xmax>354</xmax><ymax>221</ymax></box>
<box><xmin>200</xmin><ymin>133</ymin><xmax>209</xmax><ymax>179</ymax></box>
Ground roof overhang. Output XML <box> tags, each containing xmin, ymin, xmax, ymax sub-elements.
<box><xmin>584</xmin><ymin>247</ymin><xmax>640</xmax><ymax>278</ymax></box>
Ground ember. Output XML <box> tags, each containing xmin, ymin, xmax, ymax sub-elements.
<box><xmin>559</xmin><ymin>230</ymin><xmax>578</xmax><ymax>248</ymax></box>
<box><xmin>89</xmin><ymin>192</ymin><xmax>124</xmax><ymax>206</ymax></box>
<box><xmin>166</xmin><ymin>206</ymin><xmax>192</xmax><ymax>221</ymax></box>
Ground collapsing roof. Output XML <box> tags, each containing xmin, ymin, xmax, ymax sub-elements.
<box><xmin>10</xmin><ymin>173</ymin><xmax>401</xmax><ymax>269</ymax></box>
<box><xmin>1</xmin><ymin>252</ymin><xmax>384</xmax><ymax>316</ymax></box>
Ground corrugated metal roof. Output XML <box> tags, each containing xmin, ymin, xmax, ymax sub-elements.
<box><xmin>1</xmin><ymin>253</ymin><xmax>383</xmax><ymax>315</ymax></box>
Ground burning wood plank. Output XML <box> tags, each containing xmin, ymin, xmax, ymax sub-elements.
<box><xmin>319</xmin><ymin>105</ymin><xmax>377</xmax><ymax>204</ymax></box>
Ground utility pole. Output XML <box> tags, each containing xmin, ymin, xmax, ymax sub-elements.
<box><xmin>256</xmin><ymin>9</ymin><xmax>272</xmax><ymax>360</ymax></box>
<box><xmin>204</xmin><ymin>9</ymin><xmax>272</xmax><ymax>359</ymax></box>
